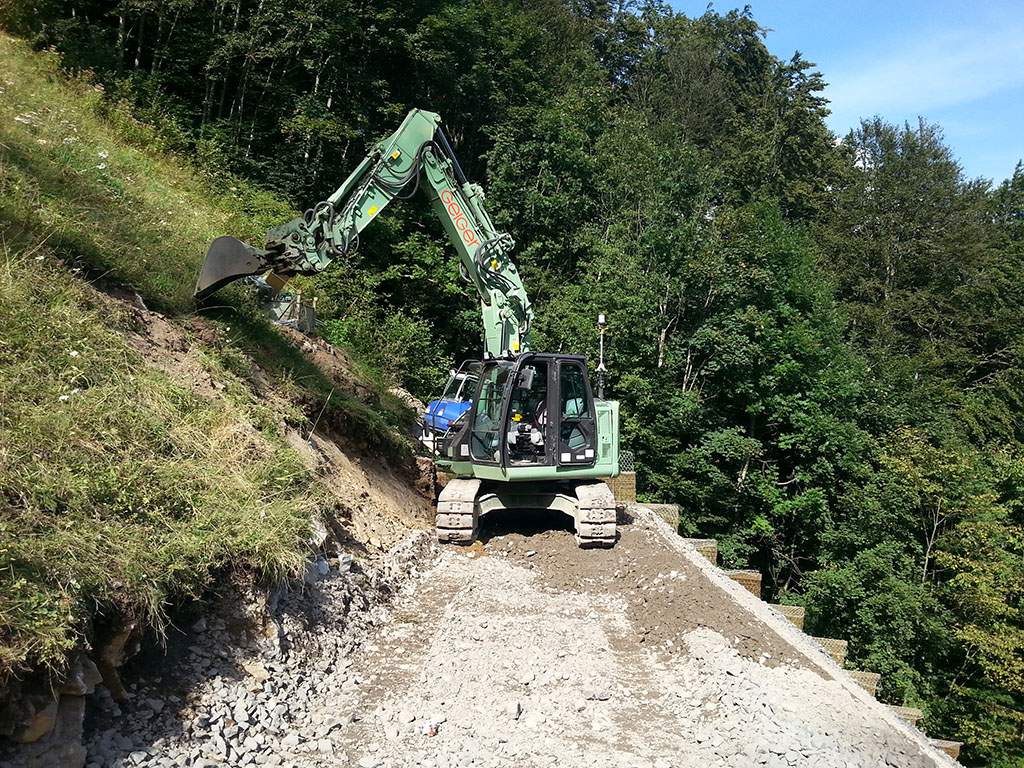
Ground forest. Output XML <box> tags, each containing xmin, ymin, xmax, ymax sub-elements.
<box><xmin>2</xmin><ymin>1</ymin><xmax>1022</xmax><ymax>764</ymax></box>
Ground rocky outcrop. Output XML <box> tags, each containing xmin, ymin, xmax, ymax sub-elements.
<box><xmin>388</xmin><ymin>386</ymin><xmax>426</xmax><ymax>416</ymax></box>
<box><xmin>2</xmin><ymin>654</ymin><xmax>103</xmax><ymax>768</ymax></box>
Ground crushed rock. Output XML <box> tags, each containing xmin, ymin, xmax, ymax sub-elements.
<box><xmin>73</xmin><ymin>532</ymin><xmax>435</xmax><ymax>768</ymax></box>
<box><xmin>59</xmin><ymin>509</ymin><xmax>955</xmax><ymax>768</ymax></box>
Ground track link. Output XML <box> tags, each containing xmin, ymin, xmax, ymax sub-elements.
<box><xmin>435</xmin><ymin>477</ymin><xmax>481</xmax><ymax>543</ymax></box>
<box><xmin>572</xmin><ymin>481</ymin><xmax>617</xmax><ymax>548</ymax></box>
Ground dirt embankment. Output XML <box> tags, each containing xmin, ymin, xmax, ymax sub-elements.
<box><xmin>107</xmin><ymin>285</ymin><xmax>433</xmax><ymax>547</ymax></box>
<box><xmin>0</xmin><ymin>287</ymin><xmax>434</xmax><ymax>768</ymax></box>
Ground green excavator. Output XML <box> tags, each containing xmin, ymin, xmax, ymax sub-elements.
<box><xmin>195</xmin><ymin>108</ymin><xmax>620</xmax><ymax>547</ymax></box>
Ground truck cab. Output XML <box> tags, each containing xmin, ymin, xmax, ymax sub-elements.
<box><xmin>420</xmin><ymin>361</ymin><xmax>480</xmax><ymax>451</ymax></box>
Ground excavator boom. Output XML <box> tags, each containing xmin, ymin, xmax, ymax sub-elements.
<box><xmin>195</xmin><ymin>109</ymin><xmax>532</xmax><ymax>359</ymax></box>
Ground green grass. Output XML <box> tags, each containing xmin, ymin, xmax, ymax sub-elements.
<box><xmin>0</xmin><ymin>33</ymin><xmax>412</xmax><ymax>683</ymax></box>
<box><xmin>0</xmin><ymin>249</ymin><xmax>323</xmax><ymax>679</ymax></box>
<box><xmin>0</xmin><ymin>39</ymin><xmax>290</xmax><ymax>312</ymax></box>
<box><xmin>0</xmin><ymin>34</ymin><xmax>414</xmax><ymax>437</ymax></box>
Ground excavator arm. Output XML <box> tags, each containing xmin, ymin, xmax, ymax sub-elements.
<box><xmin>195</xmin><ymin>109</ymin><xmax>533</xmax><ymax>358</ymax></box>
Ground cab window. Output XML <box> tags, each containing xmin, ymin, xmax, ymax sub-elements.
<box><xmin>470</xmin><ymin>363</ymin><xmax>510</xmax><ymax>462</ymax></box>
<box><xmin>561</xmin><ymin>364</ymin><xmax>590</xmax><ymax>419</ymax></box>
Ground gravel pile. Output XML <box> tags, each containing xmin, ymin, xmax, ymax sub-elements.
<box><xmin>323</xmin><ymin>543</ymin><xmax>946</xmax><ymax>768</ymax></box>
<box><xmin>78</xmin><ymin>532</ymin><xmax>434</xmax><ymax>768</ymax></box>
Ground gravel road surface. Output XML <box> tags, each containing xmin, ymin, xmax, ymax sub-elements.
<box><xmin>74</xmin><ymin>508</ymin><xmax>957</xmax><ymax>768</ymax></box>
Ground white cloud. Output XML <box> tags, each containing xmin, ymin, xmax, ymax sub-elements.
<box><xmin>823</xmin><ymin>24</ymin><xmax>1024</xmax><ymax>129</ymax></box>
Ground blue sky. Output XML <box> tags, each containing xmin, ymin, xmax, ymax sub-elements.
<box><xmin>670</xmin><ymin>1</ymin><xmax>1024</xmax><ymax>183</ymax></box>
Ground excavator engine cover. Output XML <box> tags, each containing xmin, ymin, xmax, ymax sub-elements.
<box><xmin>195</xmin><ymin>236</ymin><xmax>273</xmax><ymax>299</ymax></box>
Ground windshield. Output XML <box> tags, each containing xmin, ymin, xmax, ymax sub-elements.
<box><xmin>441</xmin><ymin>375</ymin><xmax>464</xmax><ymax>400</ymax></box>
<box><xmin>470</xmin><ymin>361</ymin><xmax>513</xmax><ymax>462</ymax></box>
<box><xmin>441</xmin><ymin>362</ymin><xmax>481</xmax><ymax>401</ymax></box>
<box><xmin>459</xmin><ymin>374</ymin><xmax>479</xmax><ymax>399</ymax></box>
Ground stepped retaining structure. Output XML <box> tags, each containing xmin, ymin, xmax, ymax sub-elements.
<box><xmin>930</xmin><ymin>740</ymin><xmax>962</xmax><ymax>760</ymax></box>
<box><xmin>681</xmin><ymin>537</ymin><xmax>717</xmax><ymax>563</ymax></box>
<box><xmin>773</xmin><ymin>604</ymin><xmax>805</xmax><ymax>629</ymax></box>
<box><xmin>623</xmin><ymin>498</ymin><xmax>963</xmax><ymax>766</ymax></box>
<box><xmin>848</xmin><ymin>670</ymin><xmax>882</xmax><ymax>697</ymax></box>
<box><xmin>603</xmin><ymin>450</ymin><xmax>637</xmax><ymax>503</ymax></box>
<box><xmin>723</xmin><ymin>568</ymin><xmax>762</xmax><ymax>597</ymax></box>
<box><xmin>811</xmin><ymin>636</ymin><xmax>848</xmax><ymax>665</ymax></box>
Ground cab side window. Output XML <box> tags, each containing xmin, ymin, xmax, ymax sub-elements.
<box><xmin>561</xmin><ymin>364</ymin><xmax>590</xmax><ymax>419</ymax></box>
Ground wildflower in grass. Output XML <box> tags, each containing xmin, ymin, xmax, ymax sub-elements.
<box><xmin>57</xmin><ymin>388</ymin><xmax>83</xmax><ymax>402</ymax></box>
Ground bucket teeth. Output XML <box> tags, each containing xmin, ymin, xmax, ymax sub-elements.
<box><xmin>194</xmin><ymin>236</ymin><xmax>273</xmax><ymax>299</ymax></box>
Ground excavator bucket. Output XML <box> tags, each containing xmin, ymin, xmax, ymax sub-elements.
<box><xmin>194</xmin><ymin>236</ymin><xmax>274</xmax><ymax>300</ymax></box>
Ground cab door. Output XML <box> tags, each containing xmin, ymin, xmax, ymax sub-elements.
<box><xmin>442</xmin><ymin>360</ymin><xmax>506</xmax><ymax>465</ymax></box>
<box><xmin>555</xmin><ymin>359</ymin><xmax>597</xmax><ymax>466</ymax></box>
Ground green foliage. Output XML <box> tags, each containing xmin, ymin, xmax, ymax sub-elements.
<box><xmin>322</xmin><ymin>307</ymin><xmax>447</xmax><ymax>396</ymax></box>
<box><xmin>4</xmin><ymin>2</ymin><xmax>1024</xmax><ymax>762</ymax></box>
<box><xmin>817</xmin><ymin>117</ymin><xmax>1024</xmax><ymax>763</ymax></box>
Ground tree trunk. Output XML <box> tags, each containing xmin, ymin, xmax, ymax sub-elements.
<box><xmin>201</xmin><ymin>3</ymin><xmax>222</xmax><ymax>130</ymax></box>
<box><xmin>303</xmin><ymin>53</ymin><xmax>332</xmax><ymax>165</ymax></box>
<box><xmin>921</xmin><ymin>501</ymin><xmax>943</xmax><ymax>583</ymax></box>
<box><xmin>656</xmin><ymin>284</ymin><xmax>676</xmax><ymax>369</ymax></box>
<box><xmin>217</xmin><ymin>0</ymin><xmax>243</xmax><ymax>121</ymax></box>
<box><xmin>134</xmin><ymin>13</ymin><xmax>146</xmax><ymax>70</ymax></box>
<box><xmin>151</xmin><ymin>5</ymin><xmax>164</xmax><ymax>76</ymax></box>
<box><xmin>245</xmin><ymin>58</ymin><xmax>278</xmax><ymax>158</ymax></box>
<box><xmin>115</xmin><ymin>13</ymin><xmax>126</xmax><ymax>73</ymax></box>
<box><xmin>154</xmin><ymin>8</ymin><xmax>182</xmax><ymax>76</ymax></box>
<box><xmin>234</xmin><ymin>0</ymin><xmax>265</xmax><ymax>141</ymax></box>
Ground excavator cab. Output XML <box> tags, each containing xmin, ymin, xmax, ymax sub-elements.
<box><xmin>440</xmin><ymin>353</ymin><xmax>600</xmax><ymax>473</ymax></box>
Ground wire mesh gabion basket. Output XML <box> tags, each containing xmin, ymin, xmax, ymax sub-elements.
<box><xmin>619</xmin><ymin>450</ymin><xmax>636</xmax><ymax>472</ymax></box>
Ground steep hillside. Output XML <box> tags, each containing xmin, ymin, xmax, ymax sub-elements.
<box><xmin>0</xmin><ymin>31</ymin><xmax>431</xmax><ymax>754</ymax></box>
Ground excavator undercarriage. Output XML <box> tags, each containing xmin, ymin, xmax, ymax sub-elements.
<box><xmin>436</xmin><ymin>479</ymin><xmax>618</xmax><ymax>548</ymax></box>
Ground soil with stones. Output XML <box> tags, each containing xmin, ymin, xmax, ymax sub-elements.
<box><xmin>481</xmin><ymin>509</ymin><xmax>805</xmax><ymax>666</ymax></box>
<box><xmin>57</xmin><ymin>508</ymin><xmax>956</xmax><ymax>768</ymax></box>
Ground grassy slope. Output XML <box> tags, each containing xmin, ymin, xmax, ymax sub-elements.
<box><xmin>0</xmin><ymin>35</ymin><xmax>410</xmax><ymax>683</ymax></box>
